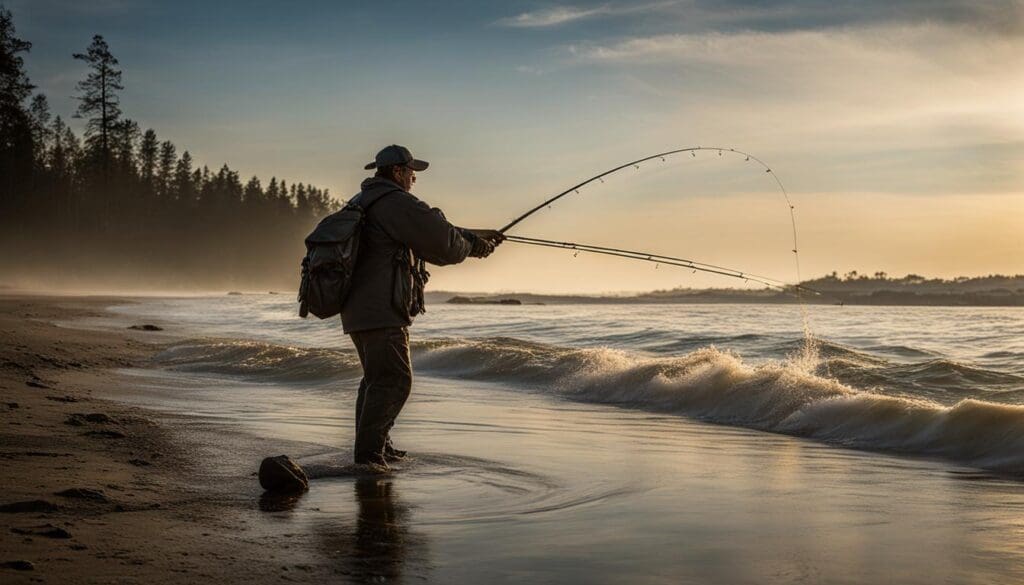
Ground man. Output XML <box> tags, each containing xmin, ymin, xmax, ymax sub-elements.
<box><xmin>342</xmin><ymin>145</ymin><xmax>503</xmax><ymax>470</ymax></box>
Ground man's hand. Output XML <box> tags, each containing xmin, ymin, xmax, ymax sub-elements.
<box><xmin>463</xmin><ymin>228</ymin><xmax>504</xmax><ymax>258</ymax></box>
<box><xmin>469</xmin><ymin>237</ymin><xmax>495</xmax><ymax>258</ymax></box>
<box><xmin>465</xmin><ymin>229</ymin><xmax>505</xmax><ymax>245</ymax></box>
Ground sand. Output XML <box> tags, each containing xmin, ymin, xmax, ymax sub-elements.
<box><xmin>0</xmin><ymin>295</ymin><xmax>348</xmax><ymax>583</ymax></box>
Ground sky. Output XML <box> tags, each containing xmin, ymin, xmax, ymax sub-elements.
<box><xmin>8</xmin><ymin>0</ymin><xmax>1024</xmax><ymax>293</ymax></box>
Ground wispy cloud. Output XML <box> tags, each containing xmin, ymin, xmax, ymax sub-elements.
<box><xmin>497</xmin><ymin>5</ymin><xmax>613</xmax><ymax>27</ymax></box>
<box><xmin>497</xmin><ymin>2</ymin><xmax>678</xmax><ymax>28</ymax></box>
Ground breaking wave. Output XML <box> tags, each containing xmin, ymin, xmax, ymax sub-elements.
<box><xmin>153</xmin><ymin>336</ymin><xmax>1024</xmax><ymax>473</ymax></box>
<box><xmin>151</xmin><ymin>339</ymin><xmax>362</xmax><ymax>382</ymax></box>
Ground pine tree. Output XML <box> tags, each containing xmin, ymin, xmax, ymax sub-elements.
<box><xmin>137</xmin><ymin>128</ymin><xmax>158</xmax><ymax>194</ymax></box>
<box><xmin>72</xmin><ymin>35</ymin><xmax>122</xmax><ymax>174</ymax></box>
<box><xmin>0</xmin><ymin>6</ymin><xmax>35</xmax><ymax>212</ymax></box>
<box><xmin>111</xmin><ymin>118</ymin><xmax>138</xmax><ymax>174</ymax></box>
<box><xmin>156</xmin><ymin>140</ymin><xmax>176</xmax><ymax>198</ymax></box>
<box><xmin>28</xmin><ymin>93</ymin><xmax>51</xmax><ymax>161</ymax></box>
<box><xmin>243</xmin><ymin>176</ymin><xmax>263</xmax><ymax>204</ymax></box>
<box><xmin>173</xmin><ymin>150</ymin><xmax>194</xmax><ymax>204</ymax></box>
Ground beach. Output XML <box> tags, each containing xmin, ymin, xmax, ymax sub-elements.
<box><xmin>3</xmin><ymin>294</ymin><xmax>1024</xmax><ymax>584</ymax></box>
<box><xmin>0</xmin><ymin>295</ymin><xmax>353</xmax><ymax>583</ymax></box>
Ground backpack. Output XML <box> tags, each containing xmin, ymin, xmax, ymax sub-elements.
<box><xmin>297</xmin><ymin>189</ymin><xmax>397</xmax><ymax>319</ymax></box>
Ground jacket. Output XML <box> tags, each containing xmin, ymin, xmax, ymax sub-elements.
<box><xmin>340</xmin><ymin>177</ymin><xmax>473</xmax><ymax>333</ymax></box>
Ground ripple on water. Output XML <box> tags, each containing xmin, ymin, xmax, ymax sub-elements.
<box><xmin>295</xmin><ymin>451</ymin><xmax>633</xmax><ymax>525</ymax></box>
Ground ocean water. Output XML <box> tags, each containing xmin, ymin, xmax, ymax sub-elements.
<box><xmin>98</xmin><ymin>296</ymin><xmax>1024</xmax><ymax>583</ymax></box>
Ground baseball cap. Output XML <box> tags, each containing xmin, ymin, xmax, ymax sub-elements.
<box><xmin>363</xmin><ymin>145</ymin><xmax>429</xmax><ymax>171</ymax></box>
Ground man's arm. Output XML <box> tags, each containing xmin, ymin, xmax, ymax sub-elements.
<box><xmin>375</xmin><ymin>193</ymin><xmax>473</xmax><ymax>266</ymax></box>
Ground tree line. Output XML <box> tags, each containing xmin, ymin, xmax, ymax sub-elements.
<box><xmin>0</xmin><ymin>7</ymin><xmax>339</xmax><ymax>290</ymax></box>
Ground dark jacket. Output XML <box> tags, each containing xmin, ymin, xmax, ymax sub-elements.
<box><xmin>340</xmin><ymin>177</ymin><xmax>473</xmax><ymax>333</ymax></box>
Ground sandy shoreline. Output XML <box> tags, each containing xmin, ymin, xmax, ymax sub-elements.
<box><xmin>0</xmin><ymin>295</ymin><xmax>349</xmax><ymax>583</ymax></box>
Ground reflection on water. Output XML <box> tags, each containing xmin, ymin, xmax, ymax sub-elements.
<box><xmin>316</xmin><ymin>478</ymin><xmax>430</xmax><ymax>584</ymax></box>
<box><xmin>258</xmin><ymin>490</ymin><xmax>306</xmax><ymax>513</ymax></box>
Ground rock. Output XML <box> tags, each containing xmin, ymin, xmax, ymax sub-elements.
<box><xmin>128</xmin><ymin>324</ymin><xmax>163</xmax><ymax>331</ymax></box>
<box><xmin>0</xmin><ymin>500</ymin><xmax>59</xmax><ymax>513</ymax></box>
<box><xmin>65</xmin><ymin>413</ymin><xmax>115</xmax><ymax>426</ymax></box>
<box><xmin>227</xmin><ymin>291</ymin><xmax>243</xmax><ymax>296</ymax></box>
<box><xmin>445</xmin><ymin>296</ymin><xmax>522</xmax><ymax>305</ymax></box>
<box><xmin>83</xmin><ymin>430</ymin><xmax>126</xmax><ymax>439</ymax></box>
<box><xmin>10</xmin><ymin>524</ymin><xmax>72</xmax><ymax>539</ymax></box>
<box><xmin>25</xmin><ymin>380</ymin><xmax>50</xmax><ymax>389</ymax></box>
<box><xmin>46</xmin><ymin>396</ymin><xmax>79</xmax><ymax>403</ymax></box>
<box><xmin>2</xmin><ymin>560</ymin><xmax>34</xmax><ymax>570</ymax></box>
<box><xmin>83</xmin><ymin>413</ymin><xmax>113</xmax><ymax>423</ymax></box>
<box><xmin>55</xmin><ymin>488</ymin><xmax>108</xmax><ymax>502</ymax></box>
<box><xmin>4</xmin><ymin>402</ymin><xmax>17</xmax><ymax>409</ymax></box>
<box><xmin>63</xmin><ymin>415</ymin><xmax>85</xmax><ymax>426</ymax></box>
<box><xmin>258</xmin><ymin>455</ymin><xmax>309</xmax><ymax>493</ymax></box>
<box><xmin>128</xmin><ymin>459</ymin><xmax>151</xmax><ymax>467</ymax></box>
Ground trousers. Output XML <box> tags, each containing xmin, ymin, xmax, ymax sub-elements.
<box><xmin>349</xmin><ymin>326</ymin><xmax>412</xmax><ymax>462</ymax></box>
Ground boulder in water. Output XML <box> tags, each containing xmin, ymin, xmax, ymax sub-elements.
<box><xmin>258</xmin><ymin>455</ymin><xmax>308</xmax><ymax>493</ymax></box>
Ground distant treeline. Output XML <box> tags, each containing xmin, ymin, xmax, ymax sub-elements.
<box><xmin>428</xmin><ymin>273</ymin><xmax>1024</xmax><ymax>307</ymax></box>
<box><xmin>641</xmin><ymin>272</ymin><xmax>1024</xmax><ymax>306</ymax></box>
<box><xmin>0</xmin><ymin>7</ymin><xmax>339</xmax><ymax>289</ymax></box>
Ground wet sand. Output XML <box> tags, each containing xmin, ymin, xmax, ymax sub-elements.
<box><xmin>0</xmin><ymin>295</ymin><xmax>363</xmax><ymax>583</ymax></box>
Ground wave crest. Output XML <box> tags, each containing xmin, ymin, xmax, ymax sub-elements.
<box><xmin>153</xmin><ymin>336</ymin><xmax>1024</xmax><ymax>472</ymax></box>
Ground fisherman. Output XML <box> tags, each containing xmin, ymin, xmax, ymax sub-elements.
<box><xmin>342</xmin><ymin>145</ymin><xmax>503</xmax><ymax>470</ymax></box>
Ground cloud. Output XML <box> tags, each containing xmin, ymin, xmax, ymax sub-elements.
<box><xmin>497</xmin><ymin>5</ymin><xmax>614</xmax><ymax>27</ymax></box>
<box><xmin>496</xmin><ymin>2</ymin><xmax>679</xmax><ymax>28</ymax></box>
<box><xmin>685</xmin><ymin>0</ymin><xmax>1024</xmax><ymax>35</ymax></box>
<box><xmin>556</xmin><ymin>21</ymin><xmax>1024</xmax><ymax>196</ymax></box>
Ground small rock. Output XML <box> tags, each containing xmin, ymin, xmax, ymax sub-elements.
<box><xmin>227</xmin><ymin>291</ymin><xmax>243</xmax><ymax>296</ymax></box>
<box><xmin>127</xmin><ymin>324</ymin><xmax>163</xmax><ymax>331</ymax></box>
<box><xmin>11</xmin><ymin>524</ymin><xmax>72</xmax><ymax>539</ymax></box>
<box><xmin>2</xmin><ymin>560</ymin><xmax>34</xmax><ymax>571</ymax></box>
<box><xmin>66</xmin><ymin>413</ymin><xmax>115</xmax><ymax>426</ymax></box>
<box><xmin>4</xmin><ymin>402</ymin><xmax>17</xmax><ymax>409</ymax></box>
<box><xmin>83</xmin><ymin>430</ymin><xmax>126</xmax><ymax>439</ymax></box>
<box><xmin>46</xmin><ymin>396</ymin><xmax>79</xmax><ymax>403</ymax></box>
<box><xmin>25</xmin><ymin>380</ymin><xmax>50</xmax><ymax>389</ymax></box>
<box><xmin>258</xmin><ymin>455</ymin><xmax>309</xmax><ymax>493</ymax></box>
<box><xmin>55</xmin><ymin>488</ymin><xmax>108</xmax><ymax>502</ymax></box>
<box><xmin>0</xmin><ymin>500</ymin><xmax>59</xmax><ymax>514</ymax></box>
<box><xmin>64</xmin><ymin>415</ymin><xmax>85</xmax><ymax>426</ymax></box>
<box><xmin>84</xmin><ymin>413</ymin><xmax>114</xmax><ymax>424</ymax></box>
<box><xmin>128</xmin><ymin>459</ymin><xmax>151</xmax><ymax>467</ymax></box>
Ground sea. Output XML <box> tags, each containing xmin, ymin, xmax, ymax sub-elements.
<box><xmin>88</xmin><ymin>296</ymin><xmax>1024</xmax><ymax>584</ymax></box>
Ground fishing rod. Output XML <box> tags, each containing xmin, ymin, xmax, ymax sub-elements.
<box><xmin>504</xmin><ymin>235</ymin><xmax>819</xmax><ymax>295</ymax></box>
<box><xmin>497</xmin><ymin>146</ymin><xmax>806</xmax><ymax>294</ymax></box>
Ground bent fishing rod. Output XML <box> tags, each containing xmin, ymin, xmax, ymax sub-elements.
<box><xmin>497</xmin><ymin>146</ymin><xmax>807</xmax><ymax>294</ymax></box>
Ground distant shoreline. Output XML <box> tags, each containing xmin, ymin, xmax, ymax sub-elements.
<box><xmin>427</xmin><ymin>290</ymin><xmax>1024</xmax><ymax>308</ymax></box>
<box><xmin>428</xmin><ymin>273</ymin><xmax>1024</xmax><ymax>307</ymax></box>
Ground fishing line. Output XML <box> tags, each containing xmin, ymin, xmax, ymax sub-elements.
<box><xmin>499</xmin><ymin>146</ymin><xmax>818</xmax><ymax>363</ymax></box>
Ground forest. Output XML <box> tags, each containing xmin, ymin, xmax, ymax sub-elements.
<box><xmin>0</xmin><ymin>7</ymin><xmax>338</xmax><ymax>290</ymax></box>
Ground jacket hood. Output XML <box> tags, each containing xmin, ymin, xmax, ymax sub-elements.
<box><xmin>360</xmin><ymin>176</ymin><xmax>406</xmax><ymax>194</ymax></box>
